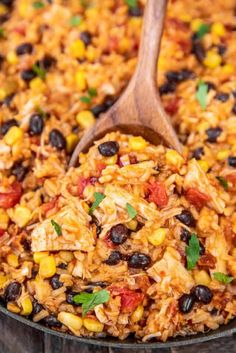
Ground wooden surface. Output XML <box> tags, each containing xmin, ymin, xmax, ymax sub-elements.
<box><xmin>1</xmin><ymin>312</ymin><xmax>236</xmax><ymax>353</ymax></box>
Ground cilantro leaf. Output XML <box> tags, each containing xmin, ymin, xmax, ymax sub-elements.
<box><xmin>216</xmin><ymin>176</ymin><xmax>229</xmax><ymax>190</ymax></box>
<box><xmin>51</xmin><ymin>219</ymin><xmax>62</xmax><ymax>236</ymax></box>
<box><xmin>73</xmin><ymin>289</ymin><xmax>110</xmax><ymax>317</ymax></box>
<box><xmin>32</xmin><ymin>64</ymin><xmax>46</xmax><ymax>80</ymax></box>
<box><xmin>186</xmin><ymin>233</ymin><xmax>200</xmax><ymax>270</ymax></box>
<box><xmin>69</xmin><ymin>15</ymin><xmax>82</xmax><ymax>27</ymax></box>
<box><xmin>213</xmin><ymin>272</ymin><xmax>234</xmax><ymax>284</ymax></box>
<box><xmin>80</xmin><ymin>96</ymin><xmax>91</xmax><ymax>104</ymax></box>
<box><xmin>88</xmin><ymin>87</ymin><xmax>97</xmax><ymax>97</ymax></box>
<box><xmin>126</xmin><ymin>203</ymin><xmax>137</xmax><ymax>219</ymax></box>
<box><xmin>89</xmin><ymin>192</ymin><xmax>106</xmax><ymax>215</ymax></box>
<box><xmin>196</xmin><ymin>23</ymin><xmax>210</xmax><ymax>39</ymax></box>
<box><xmin>32</xmin><ymin>1</ymin><xmax>44</xmax><ymax>9</ymax></box>
<box><xmin>196</xmin><ymin>81</ymin><xmax>208</xmax><ymax>110</ymax></box>
<box><xmin>125</xmin><ymin>0</ymin><xmax>137</xmax><ymax>8</ymax></box>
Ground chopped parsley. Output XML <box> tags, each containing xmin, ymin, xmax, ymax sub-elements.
<box><xmin>89</xmin><ymin>192</ymin><xmax>106</xmax><ymax>215</ymax></box>
<box><xmin>196</xmin><ymin>23</ymin><xmax>210</xmax><ymax>39</ymax></box>
<box><xmin>213</xmin><ymin>272</ymin><xmax>234</xmax><ymax>284</ymax></box>
<box><xmin>73</xmin><ymin>289</ymin><xmax>110</xmax><ymax>317</ymax></box>
<box><xmin>32</xmin><ymin>64</ymin><xmax>46</xmax><ymax>80</ymax></box>
<box><xmin>196</xmin><ymin>81</ymin><xmax>208</xmax><ymax>110</ymax></box>
<box><xmin>186</xmin><ymin>233</ymin><xmax>200</xmax><ymax>270</ymax></box>
<box><xmin>69</xmin><ymin>15</ymin><xmax>82</xmax><ymax>27</ymax></box>
<box><xmin>80</xmin><ymin>87</ymin><xmax>97</xmax><ymax>104</ymax></box>
<box><xmin>125</xmin><ymin>0</ymin><xmax>137</xmax><ymax>8</ymax></box>
<box><xmin>32</xmin><ymin>1</ymin><xmax>44</xmax><ymax>9</ymax></box>
<box><xmin>216</xmin><ymin>176</ymin><xmax>229</xmax><ymax>190</ymax></box>
<box><xmin>80</xmin><ymin>96</ymin><xmax>91</xmax><ymax>104</ymax></box>
<box><xmin>51</xmin><ymin>220</ymin><xmax>62</xmax><ymax>236</ymax></box>
<box><xmin>126</xmin><ymin>203</ymin><xmax>137</xmax><ymax>219</ymax></box>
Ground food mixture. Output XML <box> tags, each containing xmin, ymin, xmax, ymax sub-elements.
<box><xmin>0</xmin><ymin>0</ymin><xmax>236</xmax><ymax>343</ymax></box>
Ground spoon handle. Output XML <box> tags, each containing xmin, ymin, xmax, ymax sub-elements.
<box><xmin>134</xmin><ymin>0</ymin><xmax>168</xmax><ymax>85</ymax></box>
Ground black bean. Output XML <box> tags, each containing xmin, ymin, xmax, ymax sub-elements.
<box><xmin>217</xmin><ymin>44</ymin><xmax>227</xmax><ymax>56</ymax></box>
<box><xmin>192</xmin><ymin>41</ymin><xmax>206</xmax><ymax>62</ymax></box>
<box><xmin>50</xmin><ymin>274</ymin><xmax>63</xmax><ymax>290</ymax></box>
<box><xmin>16</xmin><ymin>43</ymin><xmax>33</xmax><ymax>56</ymax></box>
<box><xmin>159</xmin><ymin>81</ymin><xmax>176</xmax><ymax>95</ymax></box>
<box><xmin>98</xmin><ymin>141</ymin><xmax>119</xmax><ymax>157</ymax></box>
<box><xmin>0</xmin><ymin>0</ymin><xmax>14</xmax><ymax>7</ymax></box>
<box><xmin>206</xmin><ymin>127</ymin><xmax>222</xmax><ymax>143</ymax></box>
<box><xmin>4</xmin><ymin>282</ymin><xmax>22</xmax><ymax>303</ymax></box>
<box><xmin>192</xmin><ymin>147</ymin><xmax>204</xmax><ymax>160</ymax></box>
<box><xmin>228</xmin><ymin>156</ymin><xmax>236</xmax><ymax>167</ymax></box>
<box><xmin>128</xmin><ymin>6</ymin><xmax>143</xmax><ymax>17</ymax></box>
<box><xmin>36</xmin><ymin>55</ymin><xmax>56</xmax><ymax>71</ymax></box>
<box><xmin>128</xmin><ymin>252</ymin><xmax>151</xmax><ymax>269</ymax></box>
<box><xmin>91</xmin><ymin>104</ymin><xmax>108</xmax><ymax>117</ymax></box>
<box><xmin>49</xmin><ymin>129</ymin><xmax>66</xmax><ymax>150</ymax></box>
<box><xmin>178</xmin><ymin>294</ymin><xmax>195</xmax><ymax>314</ymax></box>
<box><xmin>205</xmin><ymin>81</ymin><xmax>216</xmax><ymax>92</ymax></box>
<box><xmin>29</xmin><ymin>113</ymin><xmax>44</xmax><ymax>135</ymax></box>
<box><xmin>214</xmin><ymin>92</ymin><xmax>229</xmax><ymax>102</ymax></box>
<box><xmin>58</xmin><ymin>262</ymin><xmax>67</xmax><ymax>269</ymax></box>
<box><xmin>232</xmin><ymin>91</ymin><xmax>236</xmax><ymax>99</ymax></box>
<box><xmin>232</xmin><ymin>103</ymin><xmax>236</xmax><ymax>115</ymax></box>
<box><xmin>176</xmin><ymin>210</ymin><xmax>196</xmax><ymax>227</ymax></box>
<box><xmin>166</xmin><ymin>69</ymin><xmax>195</xmax><ymax>84</ymax></box>
<box><xmin>0</xmin><ymin>14</ymin><xmax>9</xmax><ymax>24</ymax></box>
<box><xmin>105</xmin><ymin>251</ymin><xmax>122</xmax><ymax>266</ymax></box>
<box><xmin>0</xmin><ymin>54</ymin><xmax>4</xmax><ymax>69</ymax></box>
<box><xmin>192</xmin><ymin>285</ymin><xmax>213</xmax><ymax>304</ymax></box>
<box><xmin>0</xmin><ymin>119</ymin><xmax>18</xmax><ymax>135</ymax></box>
<box><xmin>180</xmin><ymin>227</ymin><xmax>191</xmax><ymax>243</ymax></box>
<box><xmin>210</xmin><ymin>307</ymin><xmax>218</xmax><ymax>316</ymax></box>
<box><xmin>2</xmin><ymin>93</ymin><xmax>15</xmax><ymax>107</ymax></box>
<box><xmin>66</xmin><ymin>291</ymin><xmax>81</xmax><ymax>306</ymax></box>
<box><xmin>80</xmin><ymin>31</ymin><xmax>92</xmax><ymax>46</ymax></box>
<box><xmin>32</xmin><ymin>300</ymin><xmax>43</xmax><ymax>315</ymax></box>
<box><xmin>22</xmin><ymin>238</ymin><xmax>31</xmax><ymax>251</ymax></box>
<box><xmin>11</xmin><ymin>162</ymin><xmax>28</xmax><ymax>181</ymax></box>
<box><xmin>21</xmin><ymin>69</ymin><xmax>37</xmax><ymax>82</ymax></box>
<box><xmin>43</xmin><ymin>315</ymin><xmax>62</xmax><ymax>328</ymax></box>
<box><xmin>110</xmin><ymin>224</ymin><xmax>130</xmax><ymax>245</ymax></box>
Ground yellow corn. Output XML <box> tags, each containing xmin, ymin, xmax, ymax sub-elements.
<box><xmin>203</xmin><ymin>50</ymin><xmax>222</xmax><ymax>69</ymax></box>
<box><xmin>66</xmin><ymin>133</ymin><xmax>79</xmax><ymax>153</ymax></box>
<box><xmin>197</xmin><ymin>121</ymin><xmax>210</xmax><ymax>133</ymax></box>
<box><xmin>0</xmin><ymin>274</ymin><xmax>8</xmax><ymax>289</ymax></box>
<box><xmin>190</xmin><ymin>18</ymin><xmax>203</xmax><ymax>32</ymax></box>
<box><xmin>29</xmin><ymin>77</ymin><xmax>46</xmax><ymax>93</ymax></box>
<box><xmin>75</xmin><ymin>71</ymin><xmax>87</xmax><ymax>91</ymax></box>
<box><xmin>76</xmin><ymin>110</ymin><xmax>95</xmax><ymax>129</ymax></box>
<box><xmin>4</xmin><ymin>126</ymin><xmax>23</xmax><ymax>146</ymax></box>
<box><xmin>211</xmin><ymin>22</ymin><xmax>226</xmax><ymax>37</ymax></box>
<box><xmin>7</xmin><ymin>302</ymin><xmax>21</xmax><ymax>314</ymax></box>
<box><xmin>39</xmin><ymin>255</ymin><xmax>56</xmax><ymax>278</ymax></box>
<box><xmin>69</xmin><ymin>39</ymin><xmax>86</xmax><ymax>59</ymax></box>
<box><xmin>131</xmin><ymin>305</ymin><xmax>144</xmax><ymax>323</ymax></box>
<box><xmin>58</xmin><ymin>312</ymin><xmax>83</xmax><ymax>331</ymax></box>
<box><xmin>119</xmin><ymin>38</ymin><xmax>131</xmax><ymax>54</ymax></box>
<box><xmin>86</xmin><ymin>46</ymin><xmax>96</xmax><ymax>62</ymax></box>
<box><xmin>6</xmin><ymin>52</ymin><xmax>19</xmax><ymax>65</ymax></box>
<box><xmin>0</xmin><ymin>208</ymin><xmax>9</xmax><ymax>229</ymax></box>
<box><xmin>21</xmin><ymin>296</ymin><xmax>33</xmax><ymax>316</ymax></box>
<box><xmin>194</xmin><ymin>270</ymin><xmax>211</xmax><ymax>286</ymax></box>
<box><xmin>222</xmin><ymin>64</ymin><xmax>234</xmax><ymax>75</ymax></box>
<box><xmin>216</xmin><ymin>150</ymin><xmax>229</xmax><ymax>161</ymax></box>
<box><xmin>59</xmin><ymin>251</ymin><xmax>74</xmax><ymax>262</ymax></box>
<box><xmin>13</xmin><ymin>206</ymin><xmax>32</xmax><ymax>228</ymax></box>
<box><xmin>126</xmin><ymin>219</ymin><xmax>138</xmax><ymax>231</ymax></box>
<box><xmin>83</xmin><ymin>318</ymin><xmax>104</xmax><ymax>333</ymax></box>
<box><xmin>166</xmin><ymin>150</ymin><xmax>184</xmax><ymax>169</ymax></box>
<box><xmin>128</xmin><ymin>136</ymin><xmax>147</xmax><ymax>151</ymax></box>
<box><xmin>0</xmin><ymin>89</ymin><xmax>7</xmax><ymax>101</ymax></box>
<box><xmin>198</xmin><ymin>160</ymin><xmax>209</xmax><ymax>173</ymax></box>
<box><xmin>7</xmin><ymin>254</ymin><xmax>19</xmax><ymax>268</ymax></box>
<box><xmin>104</xmin><ymin>155</ymin><xmax>118</xmax><ymax>165</ymax></box>
<box><xmin>147</xmin><ymin>228</ymin><xmax>167</xmax><ymax>246</ymax></box>
<box><xmin>33</xmin><ymin>251</ymin><xmax>49</xmax><ymax>264</ymax></box>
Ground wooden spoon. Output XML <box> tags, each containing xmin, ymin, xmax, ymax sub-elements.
<box><xmin>69</xmin><ymin>0</ymin><xmax>182</xmax><ymax>167</ymax></box>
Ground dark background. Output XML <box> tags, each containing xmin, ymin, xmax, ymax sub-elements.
<box><xmin>1</xmin><ymin>312</ymin><xmax>236</xmax><ymax>353</ymax></box>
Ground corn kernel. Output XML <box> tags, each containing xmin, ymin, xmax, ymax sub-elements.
<box><xmin>216</xmin><ymin>150</ymin><xmax>229</xmax><ymax>161</ymax></box>
<box><xmin>128</xmin><ymin>136</ymin><xmax>147</xmax><ymax>151</ymax></box>
<box><xmin>147</xmin><ymin>228</ymin><xmax>167</xmax><ymax>246</ymax></box>
<box><xmin>0</xmin><ymin>3</ymin><xmax>7</xmax><ymax>15</ymax></box>
<box><xmin>59</xmin><ymin>251</ymin><xmax>74</xmax><ymax>262</ymax></box>
<box><xmin>6</xmin><ymin>52</ymin><xmax>19</xmax><ymax>65</ymax></box>
<box><xmin>33</xmin><ymin>251</ymin><xmax>49</xmax><ymax>264</ymax></box>
<box><xmin>66</xmin><ymin>133</ymin><xmax>79</xmax><ymax>153</ymax></box>
<box><xmin>126</xmin><ymin>219</ymin><xmax>138</xmax><ymax>231</ymax></box>
<box><xmin>166</xmin><ymin>150</ymin><xmax>184</xmax><ymax>169</ymax></box>
<box><xmin>76</xmin><ymin>110</ymin><xmax>95</xmax><ymax>129</ymax></box>
<box><xmin>39</xmin><ymin>255</ymin><xmax>56</xmax><ymax>278</ymax></box>
<box><xmin>69</xmin><ymin>39</ymin><xmax>85</xmax><ymax>59</ymax></box>
<box><xmin>203</xmin><ymin>50</ymin><xmax>222</xmax><ymax>69</ymax></box>
<box><xmin>198</xmin><ymin>160</ymin><xmax>209</xmax><ymax>173</ymax></box>
<box><xmin>191</xmin><ymin>18</ymin><xmax>203</xmax><ymax>32</ymax></box>
<box><xmin>222</xmin><ymin>64</ymin><xmax>234</xmax><ymax>74</ymax></box>
<box><xmin>211</xmin><ymin>22</ymin><xmax>226</xmax><ymax>37</ymax></box>
<box><xmin>197</xmin><ymin>121</ymin><xmax>210</xmax><ymax>133</ymax></box>
<box><xmin>21</xmin><ymin>296</ymin><xmax>33</xmax><ymax>316</ymax></box>
<box><xmin>119</xmin><ymin>38</ymin><xmax>130</xmax><ymax>54</ymax></box>
<box><xmin>4</xmin><ymin>126</ymin><xmax>23</xmax><ymax>146</ymax></box>
<box><xmin>131</xmin><ymin>305</ymin><xmax>144</xmax><ymax>323</ymax></box>
<box><xmin>75</xmin><ymin>71</ymin><xmax>87</xmax><ymax>91</ymax></box>
<box><xmin>0</xmin><ymin>274</ymin><xmax>8</xmax><ymax>289</ymax></box>
<box><xmin>13</xmin><ymin>206</ymin><xmax>32</xmax><ymax>228</ymax></box>
<box><xmin>7</xmin><ymin>254</ymin><xmax>19</xmax><ymax>268</ymax></box>
<box><xmin>30</xmin><ymin>77</ymin><xmax>46</xmax><ymax>93</ymax></box>
<box><xmin>82</xmin><ymin>202</ymin><xmax>90</xmax><ymax>213</ymax></box>
<box><xmin>104</xmin><ymin>155</ymin><xmax>118</xmax><ymax>165</ymax></box>
<box><xmin>194</xmin><ymin>270</ymin><xmax>211</xmax><ymax>286</ymax></box>
<box><xmin>86</xmin><ymin>46</ymin><xmax>96</xmax><ymax>62</ymax></box>
<box><xmin>58</xmin><ymin>312</ymin><xmax>83</xmax><ymax>331</ymax></box>
<box><xmin>0</xmin><ymin>89</ymin><xmax>7</xmax><ymax>101</ymax></box>
<box><xmin>83</xmin><ymin>318</ymin><xmax>104</xmax><ymax>333</ymax></box>
<box><xmin>18</xmin><ymin>0</ymin><xmax>29</xmax><ymax>17</ymax></box>
<box><xmin>0</xmin><ymin>208</ymin><xmax>9</xmax><ymax>230</ymax></box>
<box><xmin>7</xmin><ymin>302</ymin><xmax>21</xmax><ymax>314</ymax></box>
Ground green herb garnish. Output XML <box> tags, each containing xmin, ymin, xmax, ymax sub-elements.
<box><xmin>216</xmin><ymin>176</ymin><xmax>229</xmax><ymax>190</ymax></box>
<box><xmin>36</xmin><ymin>107</ymin><xmax>48</xmax><ymax>119</ymax></box>
<box><xmin>69</xmin><ymin>15</ymin><xmax>82</xmax><ymax>27</ymax></box>
<box><xmin>89</xmin><ymin>192</ymin><xmax>106</xmax><ymax>215</ymax></box>
<box><xmin>186</xmin><ymin>233</ymin><xmax>200</xmax><ymax>270</ymax></box>
<box><xmin>32</xmin><ymin>64</ymin><xmax>46</xmax><ymax>80</ymax></box>
<box><xmin>80</xmin><ymin>87</ymin><xmax>97</xmax><ymax>104</ymax></box>
<box><xmin>196</xmin><ymin>23</ymin><xmax>210</xmax><ymax>39</ymax></box>
<box><xmin>126</xmin><ymin>203</ymin><xmax>137</xmax><ymax>219</ymax></box>
<box><xmin>80</xmin><ymin>96</ymin><xmax>91</xmax><ymax>104</ymax></box>
<box><xmin>125</xmin><ymin>0</ymin><xmax>137</xmax><ymax>8</ymax></box>
<box><xmin>196</xmin><ymin>81</ymin><xmax>208</xmax><ymax>110</ymax></box>
<box><xmin>0</xmin><ymin>28</ymin><xmax>5</xmax><ymax>39</ymax></box>
<box><xmin>51</xmin><ymin>220</ymin><xmax>62</xmax><ymax>236</ymax></box>
<box><xmin>32</xmin><ymin>1</ymin><xmax>44</xmax><ymax>9</ymax></box>
<box><xmin>213</xmin><ymin>272</ymin><xmax>234</xmax><ymax>284</ymax></box>
<box><xmin>73</xmin><ymin>289</ymin><xmax>110</xmax><ymax>317</ymax></box>
<box><xmin>88</xmin><ymin>87</ymin><xmax>97</xmax><ymax>97</ymax></box>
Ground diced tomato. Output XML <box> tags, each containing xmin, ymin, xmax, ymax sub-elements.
<box><xmin>0</xmin><ymin>182</ymin><xmax>22</xmax><ymax>209</ymax></box>
<box><xmin>12</xmin><ymin>26</ymin><xmax>26</xmax><ymax>36</ymax></box>
<box><xmin>41</xmin><ymin>197</ymin><xmax>58</xmax><ymax>214</ymax></box>
<box><xmin>185</xmin><ymin>188</ymin><xmax>210</xmax><ymax>209</ymax></box>
<box><xmin>164</xmin><ymin>97</ymin><xmax>180</xmax><ymax>116</ymax></box>
<box><xmin>147</xmin><ymin>181</ymin><xmax>168</xmax><ymax>207</ymax></box>
<box><xmin>0</xmin><ymin>229</ymin><xmax>5</xmax><ymax>237</ymax></box>
<box><xmin>109</xmin><ymin>287</ymin><xmax>144</xmax><ymax>313</ymax></box>
<box><xmin>77</xmin><ymin>176</ymin><xmax>89</xmax><ymax>198</ymax></box>
<box><xmin>103</xmin><ymin>232</ymin><xmax>115</xmax><ymax>249</ymax></box>
<box><xmin>226</xmin><ymin>173</ymin><xmax>236</xmax><ymax>184</ymax></box>
<box><xmin>96</xmin><ymin>162</ymin><xmax>106</xmax><ymax>176</ymax></box>
<box><xmin>135</xmin><ymin>275</ymin><xmax>151</xmax><ymax>293</ymax></box>
<box><xmin>109</xmin><ymin>36</ymin><xmax>119</xmax><ymax>51</ymax></box>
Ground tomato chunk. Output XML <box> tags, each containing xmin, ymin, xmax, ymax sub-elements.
<box><xmin>110</xmin><ymin>287</ymin><xmax>144</xmax><ymax>313</ymax></box>
<box><xmin>96</xmin><ymin>162</ymin><xmax>106</xmax><ymax>176</ymax></box>
<box><xmin>0</xmin><ymin>182</ymin><xmax>22</xmax><ymax>209</ymax></box>
<box><xmin>147</xmin><ymin>181</ymin><xmax>168</xmax><ymax>207</ymax></box>
<box><xmin>0</xmin><ymin>229</ymin><xmax>5</xmax><ymax>237</ymax></box>
<box><xmin>77</xmin><ymin>176</ymin><xmax>89</xmax><ymax>198</ymax></box>
<box><xmin>103</xmin><ymin>232</ymin><xmax>115</xmax><ymax>249</ymax></box>
<box><xmin>41</xmin><ymin>197</ymin><xmax>58</xmax><ymax>214</ymax></box>
<box><xmin>185</xmin><ymin>188</ymin><xmax>210</xmax><ymax>209</ymax></box>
